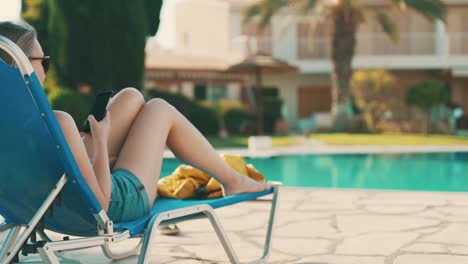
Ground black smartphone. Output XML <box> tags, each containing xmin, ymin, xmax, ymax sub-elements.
<box><xmin>82</xmin><ymin>91</ymin><xmax>113</xmax><ymax>133</ymax></box>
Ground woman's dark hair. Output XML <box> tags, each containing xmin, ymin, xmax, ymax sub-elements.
<box><xmin>0</xmin><ymin>21</ymin><xmax>37</xmax><ymax>66</ymax></box>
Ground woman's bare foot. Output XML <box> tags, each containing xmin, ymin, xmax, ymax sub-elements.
<box><xmin>222</xmin><ymin>172</ymin><xmax>271</xmax><ymax>197</ymax></box>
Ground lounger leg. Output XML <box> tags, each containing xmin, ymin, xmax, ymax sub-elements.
<box><xmin>0</xmin><ymin>222</ymin><xmax>15</xmax><ymax>232</ymax></box>
<box><xmin>0</xmin><ymin>225</ymin><xmax>21</xmax><ymax>262</ymax></box>
<box><xmin>138</xmin><ymin>205</ymin><xmax>242</xmax><ymax>264</ymax></box>
<box><xmin>247</xmin><ymin>185</ymin><xmax>280</xmax><ymax>264</ymax></box>
<box><xmin>138</xmin><ymin>205</ymin><xmax>217</xmax><ymax>264</ymax></box>
<box><xmin>138</xmin><ymin>187</ymin><xmax>280</xmax><ymax>264</ymax></box>
<box><xmin>101</xmin><ymin>237</ymin><xmax>142</xmax><ymax>260</ymax></box>
<box><xmin>205</xmin><ymin>185</ymin><xmax>280</xmax><ymax>264</ymax></box>
<box><xmin>202</xmin><ymin>207</ymin><xmax>241</xmax><ymax>264</ymax></box>
<box><xmin>1</xmin><ymin>174</ymin><xmax>67</xmax><ymax>264</ymax></box>
<box><xmin>37</xmin><ymin>244</ymin><xmax>61</xmax><ymax>264</ymax></box>
<box><xmin>36</xmin><ymin>228</ymin><xmax>52</xmax><ymax>243</ymax></box>
<box><xmin>138</xmin><ymin>216</ymin><xmax>164</xmax><ymax>264</ymax></box>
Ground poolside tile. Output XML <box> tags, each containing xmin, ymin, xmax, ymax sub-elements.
<box><xmin>298</xmin><ymin>201</ymin><xmax>357</xmax><ymax>211</ymax></box>
<box><xmin>336</xmin><ymin>215</ymin><xmax>440</xmax><ymax>234</ymax></box>
<box><xmin>275</xmin><ymin>189</ymin><xmax>310</xmax><ymax>202</ymax></box>
<box><xmin>251</xmin><ymin>237</ymin><xmax>331</xmax><ymax>255</ymax></box>
<box><xmin>295</xmin><ymin>255</ymin><xmax>385</xmax><ymax>264</ymax></box>
<box><xmin>402</xmin><ymin>243</ymin><xmax>448</xmax><ymax>254</ymax></box>
<box><xmin>336</xmin><ymin>232</ymin><xmax>419</xmax><ymax>255</ymax></box>
<box><xmin>420</xmin><ymin>224</ymin><xmax>468</xmax><ymax>245</ymax></box>
<box><xmin>4</xmin><ymin>187</ymin><xmax>468</xmax><ymax>263</ymax></box>
<box><xmin>448</xmin><ymin>245</ymin><xmax>468</xmax><ymax>255</ymax></box>
<box><xmin>153</xmin><ymin>231</ymin><xmax>245</xmax><ymax>245</ymax></box>
<box><xmin>393</xmin><ymin>254</ymin><xmax>468</xmax><ymax>264</ymax></box>
<box><xmin>275</xmin><ymin>211</ymin><xmax>333</xmax><ymax>225</ymax></box>
<box><xmin>181</xmin><ymin>240</ymin><xmax>263</xmax><ymax>262</ymax></box>
<box><xmin>447</xmin><ymin>195</ymin><xmax>468</xmax><ymax>206</ymax></box>
<box><xmin>308</xmin><ymin>189</ymin><xmax>366</xmax><ymax>201</ymax></box>
<box><xmin>364</xmin><ymin>205</ymin><xmax>427</xmax><ymax>214</ymax></box>
<box><xmin>413</xmin><ymin>226</ymin><xmax>444</xmax><ymax>234</ymax></box>
<box><xmin>360</xmin><ymin>192</ymin><xmax>448</xmax><ymax>206</ymax></box>
<box><xmin>434</xmin><ymin>206</ymin><xmax>468</xmax><ymax>218</ymax></box>
<box><xmin>261</xmin><ymin>219</ymin><xmax>336</xmax><ymax>238</ymax></box>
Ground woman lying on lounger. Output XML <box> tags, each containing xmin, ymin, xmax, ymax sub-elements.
<box><xmin>0</xmin><ymin>21</ymin><xmax>270</xmax><ymax>223</ymax></box>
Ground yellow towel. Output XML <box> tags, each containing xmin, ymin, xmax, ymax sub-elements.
<box><xmin>157</xmin><ymin>155</ymin><xmax>264</xmax><ymax>199</ymax></box>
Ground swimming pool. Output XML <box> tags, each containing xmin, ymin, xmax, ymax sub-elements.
<box><xmin>161</xmin><ymin>152</ymin><xmax>468</xmax><ymax>192</ymax></box>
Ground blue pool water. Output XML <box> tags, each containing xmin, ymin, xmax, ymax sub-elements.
<box><xmin>161</xmin><ymin>152</ymin><xmax>468</xmax><ymax>192</ymax></box>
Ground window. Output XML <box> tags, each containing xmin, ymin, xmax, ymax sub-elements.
<box><xmin>208</xmin><ymin>84</ymin><xmax>227</xmax><ymax>101</ymax></box>
<box><xmin>194</xmin><ymin>84</ymin><xmax>207</xmax><ymax>100</ymax></box>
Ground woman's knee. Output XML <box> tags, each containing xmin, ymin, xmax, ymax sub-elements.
<box><xmin>114</xmin><ymin>87</ymin><xmax>145</xmax><ymax>107</ymax></box>
<box><xmin>54</xmin><ymin>110</ymin><xmax>78</xmax><ymax>133</ymax></box>
<box><xmin>54</xmin><ymin>110</ymin><xmax>74</xmax><ymax>125</ymax></box>
<box><xmin>145</xmin><ymin>98</ymin><xmax>175</xmax><ymax>113</ymax></box>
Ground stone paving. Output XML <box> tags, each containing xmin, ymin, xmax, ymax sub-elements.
<box><xmin>2</xmin><ymin>144</ymin><xmax>468</xmax><ymax>263</ymax></box>
<box><xmin>3</xmin><ymin>187</ymin><xmax>468</xmax><ymax>263</ymax></box>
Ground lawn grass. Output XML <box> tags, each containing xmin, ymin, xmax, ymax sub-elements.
<box><xmin>207</xmin><ymin>133</ymin><xmax>468</xmax><ymax>148</ymax></box>
<box><xmin>207</xmin><ymin>135</ymin><xmax>297</xmax><ymax>149</ymax></box>
<box><xmin>309</xmin><ymin>133</ymin><xmax>468</xmax><ymax>145</ymax></box>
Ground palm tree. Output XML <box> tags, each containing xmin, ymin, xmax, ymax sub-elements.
<box><xmin>244</xmin><ymin>0</ymin><xmax>446</xmax><ymax>131</ymax></box>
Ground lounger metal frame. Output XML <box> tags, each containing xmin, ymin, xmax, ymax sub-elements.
<box><xmin>0</xmin><ymin>174</ymin><xmax>279</xmax><ymax>263</ymax></box>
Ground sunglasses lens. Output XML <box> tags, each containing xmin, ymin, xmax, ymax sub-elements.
<box><xmin>42</xmin><ymin>58</ymin><xmax>50</xmax><ymax>73</ymax></box>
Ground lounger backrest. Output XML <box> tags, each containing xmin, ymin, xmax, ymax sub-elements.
<box><xmin>0</xmin><ymin>36</ymin><xmax>103</xmax><ymax>235</ymax></box>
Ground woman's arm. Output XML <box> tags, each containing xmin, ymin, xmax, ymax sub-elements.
<box><xmin>88</xmin><ymin>112</ymin><xmax>113</xmax><ymax>205</ymax></box>
<box><xmin>54</xmin><ymin>111</ymin><xmax>111</xmax><ymax>211</ymax></box>
<box><xmin>81</xmin><ymin>132</ymin><xmax>118</xmax><ymax>168</ymax></box>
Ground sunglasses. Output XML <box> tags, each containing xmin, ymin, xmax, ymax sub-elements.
<box><xmin>29</xmin><ymin>56</ymin><xmax>51</xmax><ymax>74</ymax></box>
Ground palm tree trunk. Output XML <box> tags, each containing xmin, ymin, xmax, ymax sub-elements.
<box><xmin>329</xmin><ymin>5</ymin><xmax>359</xmax><ymax>132</ymax></box>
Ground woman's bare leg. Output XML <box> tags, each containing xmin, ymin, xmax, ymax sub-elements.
<box><xmin>82</xmin><ymin>88</ymin><xmax>145</xmax><ymax>167</ymax></box>
<box><xmin>113</xmin><ymin>99</ymin><xmax>270</xmax><ymax>207</ymax></box>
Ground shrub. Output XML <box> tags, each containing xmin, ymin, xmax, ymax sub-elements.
<box><xmin>145</xmin><ymin>89</ymin><xmax>219</xmax><ymax>135</ymax></box>
<box><xmin>405</xmin><ymin>80</ymin><xmax>449</xmax><ymax>109</ymax></box>
<box><xmin>251</xmin><ymin>87</ymin><xmax>283</xmax><ymax>134</ymax></box>
<box><xmin>260</xmin><ymin>86</ymin><xmax>280</xmax><ymax>97</ymax></box>
<box><xmin>48</xmin><ymin>87</ymin><xmax>92</xmax><ymax>128</ymax></box>
<box><xmin>224</xmin><ymin>107</ymin><xmax>251</xmax><ymax>134</ymax></box>
<box><xmin>405</xmin><ymin>80</ymin><xmax>449</xmax><ymax>134</ymax></box>
<box><xmin>263</xmin><ymin>97</ymin><xmax>283</xmax><ymax>133</ymax></box>
<box><xmin>350</xmin><ymin>69</ymin><xmax>396</xmax><ymax>132</ymax></box>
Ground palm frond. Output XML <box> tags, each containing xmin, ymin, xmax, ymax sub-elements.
<box><xmin>297</xmin><ymin>0</ymin><xmax>318</xmax><ymax>16</ymax></box>
<box><xmin>392</xmin><ymin>0</ymin><xmax>446</xmax><ymax>21</ymax></box>
<box><xmin>243</xmin><ymin>0</ymin><xmax>289</xmax><ymax>31</ymax></box>
<box><xmin>243</xmin><ymin>4</ymin><xmax>262</xmax><ymax>24</ymax></box>
<box><xmin>374</xmin><ymin>10</ymin><xmax>399</xmax><ymax>42</ymax></box>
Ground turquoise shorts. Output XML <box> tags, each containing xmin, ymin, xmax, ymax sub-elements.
<box><xmin>106</xmin><ymin>169</ymin><xmax>151</xmax><ymax>222</ymax></box>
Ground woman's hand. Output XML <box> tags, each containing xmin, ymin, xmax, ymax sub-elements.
<box><xmin>89</xmin><ymin>110</ymin><xmax>111</xmax><ymax>147</ymax></box>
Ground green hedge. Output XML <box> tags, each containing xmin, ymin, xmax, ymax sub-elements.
<box><xmin>48</xmin><ymin>87</ymin><xmax>92</xmax><ymax>128</ymax></box>
<box><xmin>224</xmin><ymin>108</ymin><xmax>251</xmax><ymax>134</ymax></box>
<box><xmin>252</xmin><ymin>87</ymin><xmax>283</xmax><ymax>134</ymax></box>
<box><xmin>263</xmin><ymin>97</ymin><xmax>282</xmax><ymax>133</ymax></box>
<box><xmin>145</xmin><ymin>89</ymin><xmax>219</xmax><ymax>135</ymax></box>
<box><xmin>405</xmin><ymin>80</ymin><xmax>449</xmax><ymax>110</ymax></box>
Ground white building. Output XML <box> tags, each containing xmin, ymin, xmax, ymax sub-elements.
<box><xmin>145</xmin><ymin>0</ymin><xmax>468</xmax><ymax>130</ymax></box>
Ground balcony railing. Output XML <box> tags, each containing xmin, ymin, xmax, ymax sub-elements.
<box><xmin>356</xmin><ymin>33</ymin><xmax>436</xmax><ymax>56</ymax></box>
<box><xmin>449</xmin><ymin>33</ymin><xmax>468</xmax><ymax>55</ymax></box>
<box><xmin>254</xmin><ymin>36</ymin><xmax>273</xmax><ymax>55</ymax></box>
<box><xmin>297</xmin><ymin>32</ymin><xmax>438</xmax><ymax>59</ymax></box>
<box><xmin>231</xmin><ymin>36</ymin><xmax>272</xmax><ymax>57</ymax></box>
<box><xmin>297</xmin><ymin>37</ymin><xmax>328</xmax><ymax>59</ymax></box>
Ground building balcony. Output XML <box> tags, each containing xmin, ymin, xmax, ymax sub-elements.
<box><xmin>297</xmin><ymin>32</ymin><xmax>438</xmax><ymax>59</ymax></box>
<box><xmin>230</xmin><ymin>35</ymin><xmax>272</xmax><ymax>58</ymax></box>
<box><xmin>450</xmin><ymin>33</ymin><xmax>468</xmax><ymax>55</ymax></box>
<box><xmin>293</xmin><ymin>32</ymin><xmax>468</xmax><ymax>74</ymax></box>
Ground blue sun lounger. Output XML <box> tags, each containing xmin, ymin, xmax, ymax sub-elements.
<box><xmin>0</xmin><ymin>35</ymin><xmax>280</xmax><ymax>264</ymax></box>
